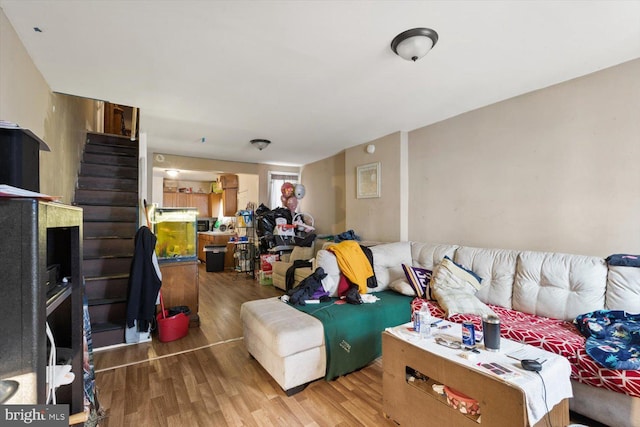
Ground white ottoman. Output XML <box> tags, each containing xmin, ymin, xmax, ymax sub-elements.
<box><xmin>240</xmin><ymin>297</ymin><xmax>326</xmax><ymax>395</ymax></box>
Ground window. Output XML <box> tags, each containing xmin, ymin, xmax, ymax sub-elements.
<box><xmin>268</xmin><ymin>171</ymin><xmax>299</xmax><ymax>209</ymax></box>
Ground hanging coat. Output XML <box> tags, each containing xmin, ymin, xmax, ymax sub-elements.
<box><xmin>126</xmin><ymin>226</ymin><xmax>162</xmax><ymax>332</ymax></box>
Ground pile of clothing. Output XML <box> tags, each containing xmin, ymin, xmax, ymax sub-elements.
<box><xmin>286</xmin><ymin>240</ymin><xmax>379</xmax><ymax>306</ymax></box>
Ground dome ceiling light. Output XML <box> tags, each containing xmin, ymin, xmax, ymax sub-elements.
<box><xmin>390</xmin><ymin>27</ymin><xmax>439</xmax><ymax>62</ymax></box>
<box><xmin>251</xmin><ymin>139</ymin><xmax>271</xmax><ymax>151</ymax></box>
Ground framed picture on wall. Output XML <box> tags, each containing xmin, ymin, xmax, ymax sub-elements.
<box><xmin>357</xmin><ymin>162</ymin><xmax>381</xmax><ymax>198</ymax></box>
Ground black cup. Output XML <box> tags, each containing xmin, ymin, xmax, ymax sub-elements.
<box><xmin>482</xmin><ymin>314</ymin><xmax>501</xmax><ymax>352</ymax></box>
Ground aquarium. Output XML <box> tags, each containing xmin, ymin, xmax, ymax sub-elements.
<box><xmin>151</xmin><ymin>207</ymin><xmax>198</xmax><ymax>262</ymax></box>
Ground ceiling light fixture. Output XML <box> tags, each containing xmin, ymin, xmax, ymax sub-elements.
<box><xmin>165</xmin><ymin>169</ymin><xmax>180</xmax><ymax>178</ymax></box>
<box><xmin>251</xmin><ymin>139</ymin><xmax>271</xmax><ymax>151</ymax></box>
<box><xmin>390</xmin><ymin>27</ymin><xmax>439</xmax><ymax>62</ymax></box>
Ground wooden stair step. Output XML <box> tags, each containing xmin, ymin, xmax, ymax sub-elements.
<box><xmin>86</xmin><ymin>132</ymin><xmax>137</xmax><ymax>148</ymax></box>
<box><xmin>79</xmin><ymin>163</ymin><xmax>137</xmax><ymax>180</ymax></box>
<box><xmin>75</xmin><ymin>189</ymin><xmax>138</xmax><ymax>206</ymax></box>
<box><xmin>83</xmin><ymin>152</ymin><xmax>137</xmax><ymax>167</ymax></box>
<box><xmin>89</xmin><ymin>297</ymin><xmax>127</xmax><ymax>307</ymax></box>
<box><xmin>84</xmin><ymin>143</ymin><xmax>137</xmax><ymax>157</ymax></box>
<box><xmin>77</xmin><ymin>176</ymin><xmax>138</xmax><ymax>192</ymax></box>
<box><xmin>80</xmin><ymin>205</ymin><xmax>138</xmax><ymax>222</ymax></box>
<box><xmin>91</xmin><ymin>324</ymin><xmax>125</xmax><ymax>348</ymax></box>
<box><xmin>84</xmin><ymin>276</ymin><xmax>129</xmax><ymax>301</ymax></box>
<box><xmin>88</xmin><ymin>301</ymin><xmax>126</xmax><ymax>326</ymax></box>
<box><xmin>92</xmin><ymin>322</ymin><xmax>126</xmax><ymax>333</ymax></box>
<box><xmin>83</xmin><ymin>237</ymin><xmax>134</xmax><ymax>258</ymax></box>
<box><xmin>83</xmin><ymin>257</ymin><xmax>132</xmax><ymax>277</ymax></box>
<box><xmin>84</xmin><ymin>222</ymin><xmax>137</xmax><ymax>239</ymax></box>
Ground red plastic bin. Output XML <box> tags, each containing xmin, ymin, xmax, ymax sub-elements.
<box><xmin>156</xmin><ymin>309</ymin><xmax>189</xmax><ymax>342</ymax></box>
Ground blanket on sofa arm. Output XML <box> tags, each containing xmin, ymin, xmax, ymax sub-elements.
<box><xmin>293</xmin><ymin>290</ymin><xmax>412</xmax><ymax>380</ymax></box>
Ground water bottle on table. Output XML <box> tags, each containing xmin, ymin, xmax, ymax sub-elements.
<box><xmin>419</xmin><ymin>304</ymin><xmax>431</xmax><ymax>339</ymax></box>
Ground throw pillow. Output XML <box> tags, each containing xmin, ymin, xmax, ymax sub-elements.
<box><xmin>431</xmin><ymin>257</ymin><xmax>495</xmax><ymax>318</ymax></box>
<box><xmin>401</xmin><ymin>264</ymin><xmax>433</xmax><ymax>299</ymax></box>
<box><xmin>389</xmin><ymin>278</ymin><xmax>416</xmax><ymax>296</ymax></box>
<box><xmin>444</xmin><ymin>256</ymin><xmax>483</xmax><ymax>284</ymax></box>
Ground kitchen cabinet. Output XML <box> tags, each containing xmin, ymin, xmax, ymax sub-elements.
<box><xmin>197</xmin><ymin>234</ymin><xmax>208</xmax><ymax>262</ymax></box>
<box><xmin>191</xmin><ymin>193</ymin><xmax>209</xmax><ymax>217</ymax></box>
<box><xmin>223</xmin><ymin>189</ymin><xmax>237</xmax><ymax>216</ymax></box>
<box><xmin>198</xmin><ymin>233</ymin><xmax>217</xmax><ymax>262</ymax></box>
<box><xmin>220</xmin><ymin>174</ymin><xmax>238</xmax><ymax>217</ymax></box>
<box><xmin>225</xmin><ymin>241</ymin><xmax>236</xmax><ymax>269</ymax></box>
<box><xmin>163</xmin><ymin>192</ymin><xmax>178</xmax><ymax>207</ymax></box>
<box><xmin>209</xmin><ymin>193</ymin><xmax>222</xmax><ymax>218</ymax></box>
<box><xmin>219</xmin><ymin>174</ymin><xmax>238</xmax><ymax>189</ymax></box>
<box><xmin>163</xmin><ymin>192</ymin><xmax>211</xmax><ymax>217</ymax></box>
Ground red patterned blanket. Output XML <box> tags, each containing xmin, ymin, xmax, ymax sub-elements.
<box><xmin>412</xmin><ymin>298</ymin><xmax>640</xmax><ymax>398</ymax></box>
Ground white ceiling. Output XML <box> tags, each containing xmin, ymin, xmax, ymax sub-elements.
<box><xmin>2</xmin><ymin>1</ymin><xmax>639</xmax><ymax>167</ymax></box>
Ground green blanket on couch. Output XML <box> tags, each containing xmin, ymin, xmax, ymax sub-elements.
<box><xmin>294</xmin><ymin>290</ymin><xmax>412</xmax><ymax>380</ymax></box>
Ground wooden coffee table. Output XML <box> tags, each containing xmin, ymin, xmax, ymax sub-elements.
<box><xmin>382</xmin><ymin>327</ymin><xmax>570</xmax><ymax>427</ymax></box>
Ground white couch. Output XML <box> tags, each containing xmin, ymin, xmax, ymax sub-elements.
<box><xmin>241</xmin><ymin>241</ymin><xmax>640</xmax><ymax>426</ymax></box>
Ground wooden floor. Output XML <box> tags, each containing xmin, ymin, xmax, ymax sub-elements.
<box><xmin>93</xmin><ymin>264</ymin><xmax>606</xmax><ymax>427</ymax></box>
<box><xmin>94</xmin><ymin>265</ymin><xmax>397</xmax><ymax>426</ymax></box>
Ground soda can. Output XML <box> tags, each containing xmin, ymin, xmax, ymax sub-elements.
<box><xmin>461</xmin><ymin>321</ymin><xmax>475</xmax><ymax>347</ymax></box>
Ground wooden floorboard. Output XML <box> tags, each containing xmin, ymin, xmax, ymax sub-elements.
<box><xmin>94</xmin><ymin>265</ymin><xmax>396</xmax><ymax>426</ymax></box>
<box><xmin>93</xmin><ymin>263</ymin><xmax>606</xmax><ymax>426</ymax></box>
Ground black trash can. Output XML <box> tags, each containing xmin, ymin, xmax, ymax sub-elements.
<box><xmin>205</xmin><ymin>245</ymin><xmax>227</xmax><ymax>272</ymax></box>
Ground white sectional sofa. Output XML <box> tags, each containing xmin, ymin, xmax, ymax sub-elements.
<box><xmin>241</xmin><ymin>241</ymin><xmax>640</xmax><ymax>426</ymax></box>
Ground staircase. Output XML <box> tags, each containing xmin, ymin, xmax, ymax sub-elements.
<box><xmin>75</xmin><ymin>132</ymin><xmax>139</xmax><ymax>349</ymax></box>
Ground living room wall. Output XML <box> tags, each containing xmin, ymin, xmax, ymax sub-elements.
<box><xmin>300</xmin><ymin>151</ymin><xmax>346</xmax><ymax>235</ymax></box>
<box><xmin>345</xmin><ymin>132</ymin><xmax>403</xmax><ymax>243</ymax></box>
<box><xmin>0</xmin><ymin>10</ymin><xmax>99</xmax><ymax>204</ymax></box>
<box><xmin>406</xmin><ymin>58</ymin><xmax>640</xmax><ymax>257</ymax></box>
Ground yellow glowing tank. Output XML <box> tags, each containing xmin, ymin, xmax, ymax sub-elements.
<box><xmin>151</xmin><ymin>207</ymin><xmax>198</xmax><ymax>261</ymax></box>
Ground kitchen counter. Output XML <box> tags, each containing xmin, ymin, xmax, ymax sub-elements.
<box><xmin>198</xmin><ymin>231</ymin><xmax>236</xmax><ymax>236</ymax></box>
<box><xmin>197</xmin><ymin>232</ymin><xmax>236</xmax><ymax>268</ymax></box>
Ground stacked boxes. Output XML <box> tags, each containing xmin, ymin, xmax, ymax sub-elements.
<box><xmin>259</xmin><ymin>254</ymin><xmax>279</xmax><ymax>285</ymax></box>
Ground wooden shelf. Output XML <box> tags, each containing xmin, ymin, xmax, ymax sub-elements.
<box><xmin>46</xmin><ymin>284</ymin><xmax>73</xmax><ymax>316</ymax></box>
<box><xmin>405</xmin><ymin>367</ymin><xmax>481</xmax><ymax>424</ymax></box>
